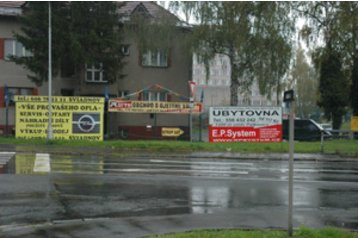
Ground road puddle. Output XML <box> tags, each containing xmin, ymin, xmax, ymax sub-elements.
<box><xmin>1</xmin><ymin>153</ymin><xmax>104</xmax><ymax>175</ymax></box>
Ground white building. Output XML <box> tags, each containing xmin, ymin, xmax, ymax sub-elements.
<box><xmin>192</xmin><ymin>54</ymin><xmax>279</xmax><ymax>109</ymax></box>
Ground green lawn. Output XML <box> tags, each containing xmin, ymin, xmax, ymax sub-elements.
<box><xmin>0</xmin><ymin>136</ymin><xmax>357</xmax><ymax>156</ymax></box>
<box><xmin>148</xmin><ymin>227</ymin><xmax>358</xmax><ymax>238</ymax></box>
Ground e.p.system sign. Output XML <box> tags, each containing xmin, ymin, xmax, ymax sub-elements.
<box><xmin>209</xmin><ymin>107</ymin><xmax>282</xmax><ymax>142</ymax></box>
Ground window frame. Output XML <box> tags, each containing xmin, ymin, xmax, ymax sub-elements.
<box><xmin>4</xmin><ymin>38</ymin><xmax>32</xmax><ymax>60</ymax></box>
<box><xmin>142</xmin><ymin>91</ymin><xmax>168</xmax><ymax>101</ymax></box>
<box><xmin>85</xmin><ymin>63</ymin><xmax>107</xmax><ymax>83</ymax></box>
<box><xmin>121</xmin><ymin>44</ymin><xmax>130</xmax><ymax>56</ymax></box>
<box><xmin>141</xmin><ymin>49</ymin><xmax>169</xmax><ymax>68</ymax></box>
<box><xmin>6</xmin><ymin>87</ymin><xmax>34</xmax><ymax>106</ymax></box>
<box><xmin>118</xmin><ymin>90</ymin><xmax>129</xmax><ymax>98</ymax></box>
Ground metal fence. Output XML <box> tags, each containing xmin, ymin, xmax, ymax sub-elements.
<box><xmin>328</xmin><ymin>130</ymin><xmax>358</xmax><ymax>140</ymax></box>
<box><xmin>320</xmin><ymin>130</ymin><xmax>358</xmax><ymax>153</ymax></box>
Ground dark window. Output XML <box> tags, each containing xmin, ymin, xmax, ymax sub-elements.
<box><xmin>61</xmin><ymin>89</ymin><xmax>74</xmax><ymax>96</ymax></box>
<box><xmin>7</xmin><ymin>87</ymin><xmax>33</xmax><ymax>106</ymax></box>
<box><xmin>121</xmin><ymin>44</ymin><xmax>130</xmax><ymax>56</ymax></box>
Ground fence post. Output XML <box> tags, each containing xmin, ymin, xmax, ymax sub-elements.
<box><xmin>320</xmin><ymin>130</ymin><xmax>324</xmax><ymax>153</ymax></box>
<box><xmin>349</xmin><ymin>131</ymin><xmax>354</xmax><ymax>140</ymax></box>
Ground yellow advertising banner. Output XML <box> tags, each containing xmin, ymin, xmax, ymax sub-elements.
<box><xmin>352</xmin><ymin>116</ymin><xmax>358</xmax><ymax>130</ymax></box>
<box><xmin>15</xmin><ymin>96</ymin><xmax>104</xmax><ymax>141</ymax></box>
<box><xmin>108</xmin><ymin>100</ymin><xmax>202</xmax><ymax>113</ymax></box>
<box><xmin>161</xmin><ymin>127</ymin><xmax>184</xmax><ymax>137</ymax></box>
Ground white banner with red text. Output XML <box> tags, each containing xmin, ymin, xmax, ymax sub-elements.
<box><xmin>209</xmin><ymin>107</ymin><xmax>282</xmax><ymax>142</ymax></box>
<box><xmin>108</xmin><ymin>100</ymin><xmax>202</xmax><ymax>114</ymax></box>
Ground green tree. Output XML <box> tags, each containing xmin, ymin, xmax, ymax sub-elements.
<box><xmin>68</xmin><ymin>2</ymin><xmax>125</xmax><ymax>83</ymax></box>
<box><xmin>11</xmin><ymin>2</ymin><xmax>125</xmax><ymax>85</ymax></box>
<box><xmin>170</xmin><ymin>2</ymin><xmax>294</xmax><ymax>106</ymax></box>
<box><xmin>11</xmin><ymin>2</ymin><xmax>68</xmax><ymax>85</ymax></box>
<box><xmin>291</xmin><ymin>46</ymin><xmax>318</xmax><ymax>119</ymax></box>
<box><xmin>352</xmin><ymin>56</ymin><xmax>358</xmax><ymax>116</ymax></box>
<box><xmin>315</xmin><ymin>45</ymin><xmax>349</xmax><ymax>129</ymax></box>
<box><xmin>298</xmin><ymin>2</ymin><xmax>358</xmax><ymax>116</ymax></box>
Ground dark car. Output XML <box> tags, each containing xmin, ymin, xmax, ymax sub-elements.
<box><xmin>282</xmin><ymin>119</ymin><xmax>332</xmax><ymax>141</ymax></box>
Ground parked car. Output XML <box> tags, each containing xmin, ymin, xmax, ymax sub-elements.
<box><xmin>320</xmin><ymin>123</ymin><xmax>333</xmax><ymax>131</ymax></box>
<box><xmin>282</xmin><ymin>119</ymin><xmax>332</xmax><ymax>141</ymax></box>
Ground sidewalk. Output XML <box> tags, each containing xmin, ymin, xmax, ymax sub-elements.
<box><xmin>0</xmin><ymin>208</ymin><xmax>344</xmax><ymax>238</ymax></box>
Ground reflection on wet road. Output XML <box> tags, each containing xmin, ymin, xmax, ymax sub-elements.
<box><xmin>5</xmin><ymin>153</ymin><xmax>358</xmax><ymax>182</ymax></box>
<box><xmin>1</xmin><ymin>152</ymin><xmax>358</xmax><ymax>236</ymax></box>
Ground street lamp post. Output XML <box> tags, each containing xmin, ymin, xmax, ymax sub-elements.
<box><xmin>284</xmin><ymin>89</ymin><xmax>295</xmax><ymax>237</ymax></box>
<box><xmin>189</xmin><ymin>97</ymin><xmax>193</xmax><ymax>142</ymax></box>
<box><xmin>188</xmin><ymin>81</ymin><xmax>196</xmax><ymax>143</ymax></box>
<box><xmin>47</xmin><ymin>2</ymin><xmax>53</xmax><ymax>140</ymax></box>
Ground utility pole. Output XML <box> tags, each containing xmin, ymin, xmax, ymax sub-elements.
<box><xmin>47</xmin><ymin>2</ymin><xmax>53</xmax><ymax>140</ymax></box>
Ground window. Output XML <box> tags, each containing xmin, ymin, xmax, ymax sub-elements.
<box><xmin>4</xmin><ymin>39</ymin><xmax>32</xmax><ymax>60</ymax></box>
<box><xmin>142</xmin><ymin>49</ymin><xmax>168</xmax><ymax>67</ymax></box>
<box><xmin>60</xmin><ymin>55</ymin><xmax>76</xmax><ymax>78</ymax></box>
<box><xmin>118</xmin><ymin>90</ymin><xmax>129</xmax><ymax>98</ymax></box>
<box><xmin>121</xmin><ymin>44</ymin><xmax>130</xmax><ymax>56</ymax></box>
<box><xmin>61</xmin><ymin>89</ymin><xmax>74</xmax><ymax>96</ymax></box>
<box><xmin>142</xmin><ymin>91</ymin><xmax>167</xmax><ymax>101</ymax></box>
<box><xmin>85</xmin><ymin>63</ymin><xmax>106</xmax><ymax>83</ymax></box>
<box><xmin>7</xmin><ymin>87</ymin><xmax>33</xmax><ymax>106</ymax></box>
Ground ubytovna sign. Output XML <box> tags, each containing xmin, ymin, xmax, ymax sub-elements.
<box><xmin>209</xmin><ymin>107</ymin><xmax>282</xmax><ymax>142</ymax></box>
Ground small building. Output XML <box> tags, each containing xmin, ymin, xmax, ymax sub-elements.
<box><xmin>0</xmin><ymin>2</ymin><xmax>193</xmax><ymax>140</ymax></box>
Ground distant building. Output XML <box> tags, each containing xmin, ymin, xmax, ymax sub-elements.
<box><xmin>192</xmin><ymin>54</ymin><xmax>279</xmax><ymax>109</ymax></box>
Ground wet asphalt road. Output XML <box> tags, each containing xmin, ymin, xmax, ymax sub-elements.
<box><xmin>0</xmin><ymin>152</ymin><xmax>358</xmax><ymax>237</ymax></box>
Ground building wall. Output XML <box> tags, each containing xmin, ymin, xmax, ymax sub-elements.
<box><xmin>0</xmin><ymin>14</ymin><xmax>192</xmax><ymax>139</ymax></box>
<box><xmin>0</xmin><ymin>16</ymin><xmax>39</xmax><ymax>134</ymax></box>
<box><xmin>114</xmin><ymin>35</ymin><xmax>191</xmax><ymax>128</ymax></box>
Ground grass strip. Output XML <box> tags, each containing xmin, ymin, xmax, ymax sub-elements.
<box><xmin>0</xmin><ymin>136</ymin><xmax>357</xmax><ymax>156</ymax></box>
<box><xmin>148</xmin><ymin>227</ymin><xmax>358</xmax><ymax>238</ymax></box>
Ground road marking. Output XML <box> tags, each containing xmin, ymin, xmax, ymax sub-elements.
<box><xmin>107</xmin><ymin>168</ymin><xmax>249</xmax><ymax>175</ymax></box>
<box><xmin>34</xmin><ymin>153</ymin><xmax>51</xmax><ymax>173</ymax></box>
<box><xmin>150</xmin><ymin>159</ymin><xmax>254</xmax><ymax>166</ymax></box>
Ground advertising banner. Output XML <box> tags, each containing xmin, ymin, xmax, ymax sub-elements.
<box><xmin>351</xmin><ymin>116</ymin><xmax>358</xmax><ymax>131</ymax></box>
<box><xmin>161</xmin><ymin>127</ymin><xmax>184</xmax><ymax>137</ymax></box>
<box><xmin>15</xmin><ymin>96</ymin><xmax>104</xmax><ymax>141</ymax></box>
<box><xmin>108</xmin><ymin>100</ymin><xmax>202</xmax><ymax>113</ymax></box>
<box><xmin>209</xmin><ymin>107</ymin><xmax>282</xmax><ymax>142</ymax></box>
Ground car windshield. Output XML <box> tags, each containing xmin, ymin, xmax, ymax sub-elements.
<box><xmin>310</xmin><ymin>120</ymin><xmax>324</xmax><ymax>131</ymax></box>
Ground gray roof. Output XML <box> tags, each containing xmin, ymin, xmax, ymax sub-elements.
<box><xmin>0</xmin><ymin>1</ymin><xmax>25</xmax><ymax>8</ymax></box>
<box><xmin>0</xmin><ymin>1</ymin><xmax>191</xmax><ymax>28</ymax></box>
<box><xmin>116</xmin><ymin>1</ymin><xmax>192</xmax><ymax>29</ymax></box>
<box><xmin>0</xmin><ymin>1</ymin><xmax>25</xmax><ymax>16</ymax></box>
<box><xmin>117</xmin><ymin>1</ymin><xmax>179</xmax><ymax>21</ymax></box>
